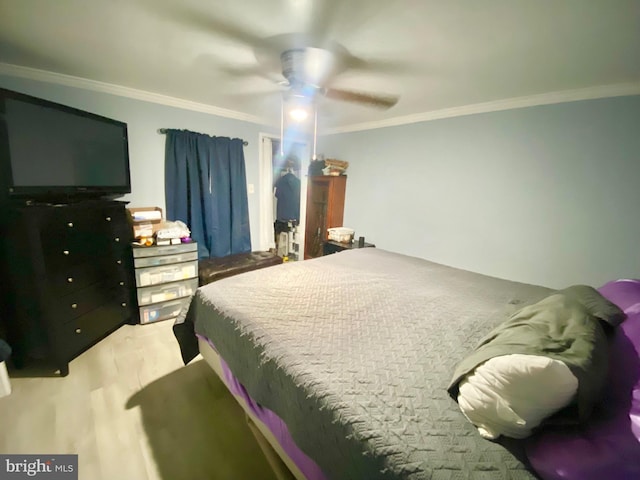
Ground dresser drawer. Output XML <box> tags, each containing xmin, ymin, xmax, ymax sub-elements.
<box><xmin>41</xmin><ymin>229</ymin><xmax>130</xmax><ymax>265</ymax></box>
<box><xmin>53</xmin><ymin>283</ymin><xmax>128</xmax><ymax>324</ymax></box>
<box><xmin>44</xmin><ymin>244</ymin><xmax>94</xmax><ymax>271</ymax></box>
<box><xmin>134</xmin><ymin>251</ymin><xmax>198</xmax><ymax>268</ymax></box>
<box><xmin>50</xmin><ymin>258</ymin><xmax>132</xmax><ymax>294</ymax></box>
<box><xmin>132</xmin><ymin>242</ymin><xmax>197</xmax><ymax>258</ymax></box>
<box><xmin>44</xmin><ymin>241</ymin><xmax>131</xmax><ymax>272</ymax></box>
<box><xmin>139</xmin><ymin>297</ymin><xmax>191</xmax><ymax>324</ymax></box>
<box><xmin>41</xmin><ymin>227</ymin><xmax>104</xmax><ymax>259</ymax></box>
<box><xmin>50</xmin><ymin>263</ymin><xmax>104</xmax><ymax>295</ymax></box>
<box><xmin>135</xmin><ymin>261</ymin><xmax>198</xmax><ymax>287</ymax></box>
<box><xmin>55</xmin><ymin>302</ymin><xmax>128</xmax><ymax>358</ymax></box>
<box><xmin>137</xmin><ymin>278</ymin><xmax>198</xmax><ymax>306</ymax></box>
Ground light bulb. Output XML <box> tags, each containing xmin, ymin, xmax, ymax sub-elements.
<box><xmin>289</xmin><ymin>108</ymin><xmax>308</xmax><ymax>122</ymax></box>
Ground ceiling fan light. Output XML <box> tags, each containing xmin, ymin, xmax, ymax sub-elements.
<box><xmin>289</xmin><ymin>108</ymin><xmax>309</xmax><ymax>122</ymax></box>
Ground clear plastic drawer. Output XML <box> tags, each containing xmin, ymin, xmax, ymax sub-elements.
<box><xmin>134</xmin><ymin>250</ymin><xmax>198</xmax><ymax>268</ymax></box>
<box><xmin>139</xmin><ymin>297</ymin><xmax>190</xmax><ymax>324</ymax></box>
<box><xmin>132</xmin><ymin>242</ymin><xmax>197</xmax><ymax>258</ymax></box>
<box><xmin>137</xmin><ymin>278</ymin><xmax>198</xmax><ymax>306</ymax></box>
<box><xmin>135</xmin><ymin>261</ymin><xmax>198</xmax><ymax>287</ymax></box>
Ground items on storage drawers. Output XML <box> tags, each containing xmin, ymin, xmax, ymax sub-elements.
<box><xmin>127</xmin><ymin>206</ymin><xmax>163</xmax><ymax>239</ymax></box>
<box><xmin>132</xmin><ymin>242</ymin><xmax>198</xmax><ymax>324</ymax></box>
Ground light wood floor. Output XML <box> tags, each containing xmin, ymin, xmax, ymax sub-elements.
<box><xmin>0</xmin><ymin>321</ymin><xmax>279</xmax><ymax>480</ymax></box>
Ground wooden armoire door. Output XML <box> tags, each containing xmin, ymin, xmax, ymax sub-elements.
<box><xmin>304</xmin><ymin>175</ymin><xmax>347</xmax><ymax>259</ymax></box>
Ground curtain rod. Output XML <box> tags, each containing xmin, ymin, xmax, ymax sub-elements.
<box><xmin>157</xmin><ymin>128</ymin><xmax>248</xmax><ymax>146</ymax></box>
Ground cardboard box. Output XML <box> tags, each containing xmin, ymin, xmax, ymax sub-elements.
<box><xmin>127</xmin><ymin>207</ymin><xmax>164</xmax><ymax>238</ymax></box>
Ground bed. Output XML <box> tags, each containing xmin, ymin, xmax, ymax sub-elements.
<box><xmin>174</xmin><ymin>248</ymin><xmax>640</xmax><ymax>479</ymax></box>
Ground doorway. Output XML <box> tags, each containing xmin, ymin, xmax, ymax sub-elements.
<box><xmin>258</xmin><ymin>133</ymin><xmax>310</xmax><ymax>260</ymax></box>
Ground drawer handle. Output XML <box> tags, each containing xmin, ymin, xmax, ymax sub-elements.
<box><xmin>116</xmin><ymin>259</ymin><xmax>122</xmax><ymax>265</ymax></box>
<box><xmin>106</xmin><ymin>216</ymin><xmax>112</xmax><ymax>221</ymax></box>
<box><xmin>63</xmin><ymin>250</ymin><xmax>70</xmax><ymax>256</ymax></box>
<box><xmin>67</xmin><ymin>277</ymin><xmax>73</xmax><ymax>283</ymax></box>
<box><xmin>71</xmin><ymin>303</ymin><xmax>78</xmax><ymax>309</ymax></box>
<box><xmin>67</xmin><ymin>222</ymin><xmax>74</xmax><ymax>228</ymax></box>
<box><xmin>119</xmin><ymin>281</ymin><xmax>125</xmax><ymax>286</ymax></box>
<box><xmin>75</xmin><ymin>328</ymin><xmax>82</xmax><ymax>334</ymax></box>
<box><xmin>121</xmin><ymin>302</ymin><xmax>127</xmax><ymax>307</ymax></box>
<box><xmin>115</xmin><ymin>237</ymin><xmax>120</xmax><ymax>242</ymax></box>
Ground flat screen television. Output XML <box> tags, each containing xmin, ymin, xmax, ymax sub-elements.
<box><xmin>0</xmin><ymin>87</ymin><xmax>131</xmax><ymax>202</ymax></box>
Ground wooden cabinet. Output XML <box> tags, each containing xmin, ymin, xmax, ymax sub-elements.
<box><xmin>0</xmin><ymin>200</ymin><xmax>137</xmax><ymax>376</ymax></box>
<box><xmin>304</xmin><ymin>176</ymin><xmax>347</xmax><ymax>259</ymax></box>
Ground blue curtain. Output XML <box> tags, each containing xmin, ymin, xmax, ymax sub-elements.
<box><xmin>165</xmin><ymin>129</ymin><xmax>251</xmax><ymax>259</ymax></box>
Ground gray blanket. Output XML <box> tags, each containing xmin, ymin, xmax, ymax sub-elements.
<box><xmin>182</xmin><ymin>248</ymin><xmax>552</xmax><ymax>479</ymax></box>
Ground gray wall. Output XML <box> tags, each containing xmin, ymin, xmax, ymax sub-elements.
<box><xmin>0</xmin><ymin>75</ymin><xmax>275</xmax><ymax>249</ymax></box>
<box><xmin>3</xmin><ymin>74</ymin><xmax>638</xmax><ymax>288</ymax></box>
<box><xmin>320</xmin><ymin>96</ymin><xmax>640</xmax><ymax>288</ymax></box>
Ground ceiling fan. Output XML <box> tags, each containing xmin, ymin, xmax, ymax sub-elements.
<box><xmin>274</xmin><ymin>38</ymin><xmax>400</xmax><ymax>109</ymax></box>
<box><xmin>151</xmin><ymin>1</ymin><xmax>401</xmax><ymax>110</ymax></box>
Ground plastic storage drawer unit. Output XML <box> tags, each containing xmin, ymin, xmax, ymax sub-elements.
<box><xmin>134</xmin><ymin>250</ymin><xmax>198</xmax><ymax>268</ymax></box>
<box><xmin>137</xmin><ymin>278</ymin><xmax>199</xmax><ymax>306</ymax></box>
<box><xmin>135</xmin><ymin>262</ymin><xmax>198</xmax><ymax>287</ymax></box>
<box><xmin>139</xmin><ymin>298</ymin><xmax>190</xmax><ymax>324</ymax></box>
<box><xmin>132</xmin><ymin>242</ymin><xmax>198</xmax><ymax>324</ymax></box>
<box><xmin>132</xmin><ymin>242</ymin><xmax>197</xmax><ymax>258</ymax></box>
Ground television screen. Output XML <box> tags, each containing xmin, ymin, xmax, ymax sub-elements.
<box><xmin>0</xmin><ymin>87</ymin><xmax>131</xmax><ymax>200</ymax></box>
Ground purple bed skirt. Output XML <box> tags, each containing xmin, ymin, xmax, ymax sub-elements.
<box><xmin>525</xmin><ymin>279</ymin><xmax>640</xmax><ymax>479</ymax></box>
<box><xmin>197</xmin><ymin>334</ymin><xmax>327</xmax><ymax>480</ymax></box>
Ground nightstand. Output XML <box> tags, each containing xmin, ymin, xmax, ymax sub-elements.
<box><xmin>323</xmin><ymin>240</ymin><xmax>375</xmax><ymax>256</ymax></box>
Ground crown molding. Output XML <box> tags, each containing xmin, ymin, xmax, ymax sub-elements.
<box><xmin>323</xmin><ymin>82</ymin><xmax>640</xmax><ymax>135</ymax></box>
<box><xmin>0</xmin><ymin>62</ymin><xmax>271</xmax><ymax>126</ymax></box>
<box><xmin>2</xmin><ymin>63</ymin><xmax>638</xmax><ymax>135</ymax></box>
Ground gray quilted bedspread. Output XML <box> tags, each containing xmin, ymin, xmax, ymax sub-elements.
<box><xmin>186</xmin><ymin>248</ymin><xmax>552</xmax><ymax>479</ymax></box>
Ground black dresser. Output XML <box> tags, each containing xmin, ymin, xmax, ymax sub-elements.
<box><xmin>0</xmin><ymin>200</ymin><xmax>137</xmax><ymax>376</ymax></box>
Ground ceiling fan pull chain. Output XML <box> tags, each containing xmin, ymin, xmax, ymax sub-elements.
<box><xmin>280</xmin><ymin>95</ymin><xmax>285</xmax><ymax>157</ymax></box>
<box><xmin>312</xmin><ymin>106</ymin><xmax>318</xmax><ymax>161</ymax></box>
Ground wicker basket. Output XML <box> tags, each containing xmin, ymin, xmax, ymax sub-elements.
<box><xmin>327</xmin><ymin>227</ymin><xmax>355</xmax><ymax>243</ymax></box>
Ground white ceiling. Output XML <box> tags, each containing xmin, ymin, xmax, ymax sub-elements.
<box><xmin>0</xmin><ymin>0</ymin><xmax>639</xmax><ymax>132</ymax></box>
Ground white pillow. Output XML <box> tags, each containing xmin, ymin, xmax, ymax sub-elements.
<box><xmin>457</xmin><ymin>354</ymin><xmax>578</xmax><ymax>440</ymax></box>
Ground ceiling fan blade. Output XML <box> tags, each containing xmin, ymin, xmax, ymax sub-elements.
<box><xmin>224</xmin><ymin>88</ymin><xmax>284</xmax><ymax>102</ymax></box>
<box><xmin>343</xmin><ymin>55</ymin><xmax>421</xmax><ymax>75</ymax></box>
<box><xmin>307</xmin><ymin>0</ymin><xmax>344</xmax><ymax>45</ymax></box>
<box><xmin>323</xmin><ymin>88</ymin><xmax>399</xmax><ymax>109</ymax></box>
<box><xmin>218</xmin><ymin>63</ymin><xmax>285</xmax><ymax>84</ymax></box>
<box><xmin>149</xmin><ymin>2</ymin><xmax>264</xmax><ymax>49</ymax></box>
